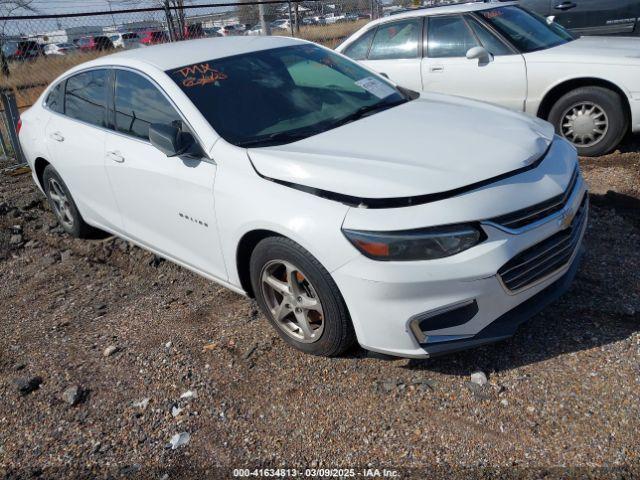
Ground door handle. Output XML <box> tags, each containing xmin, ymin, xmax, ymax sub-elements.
<box><xmin>430</xmin><ymin>65</ymin><xmax>444</xmax><ymax>73</ymax></box>
<box><xmin>554</xmin><ymin>1</ymin><xmax>577</xmax><ymax>10</ymax></box>
<box><xmin>107</xmin><ymin>150</ymin><xmax>125</xmax><ymax>163</ymax></box>
<box><xmin>50</xmin><ymin>132</ymin><xmax>64</xmax><ymax>142</ymax></box>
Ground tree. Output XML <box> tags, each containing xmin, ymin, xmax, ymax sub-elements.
<box><xmin>0</xmin><ymin>1</ymin><xmax>38</xmax><ymax>77</ymax></box>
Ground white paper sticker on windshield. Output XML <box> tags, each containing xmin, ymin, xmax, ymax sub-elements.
<box><xmin>355</xmin><ymin>76</ymin><xmax>396</xmax><ymax>99</ymax></box>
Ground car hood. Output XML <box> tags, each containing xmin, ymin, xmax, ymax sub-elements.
<box><xmin>248</xmin><ymin>94</ymin><xmax>554</xmax><ymax>201</ymax></box>
<box><xmin>527</xmin><ymin>36</ymin><xmax>640</xmax><ymax>65</ymax></box>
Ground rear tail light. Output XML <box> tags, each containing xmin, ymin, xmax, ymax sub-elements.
<box><xmin>16</xmin><ymin>118</ymin><xmax>22</xmax><ymax>135</ymax></box>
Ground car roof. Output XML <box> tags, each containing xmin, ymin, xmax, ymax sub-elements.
<box><xmin>371</xmin><ymin>1</ymin><xmax>518</xmax><ymax>23</ymax></box>
<box><xmin>88</xmin><ymin>36</ymin><xmax>303</xmax><ymax>71</ymax></box>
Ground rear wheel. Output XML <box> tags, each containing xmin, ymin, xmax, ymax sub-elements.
<box><xmin>43</xmin><ymin>165</ymin><xmax>101</xmax><ymax>238</ymax></box>
<box><xmin>250</xmin><ymin>236</ymin><xmax>356</xmax><ymax>357</ymax></box>
<box><xmin>548</xmin><ymin>86</ymin><xmax>627</xmax><ymax>157</ymax></box>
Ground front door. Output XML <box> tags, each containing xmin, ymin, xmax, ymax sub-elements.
<box><xmin>103</xmin><ymin>68</ymin><xmax>227</xmax><ymax>280</ymax></box>
<box><xmin>421</xmin><ymin>14</ymin><xmax>527</xmax><ymax>112</ymax></box>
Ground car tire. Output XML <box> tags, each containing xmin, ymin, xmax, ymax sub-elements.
<box><xmin>42</xmin><ymin>165</ymin><xmax>101</xmax><ymax>238</ymax></box>
<box><xmin>250</xmin><ymin>236</ymin><xmax>356</xmax><ymax>357</ymax></box>
<box><xmin>548</xmin><ymin>86</ymin><xmax>628</xmax><ymax>157</ymax></box>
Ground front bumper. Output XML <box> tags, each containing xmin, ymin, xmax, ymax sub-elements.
<box><xmin>332</xmin><ymin>167</ymin><xmax>588</xmax><ymax>359</ymax></box>
<box><xmin>413</xmin><ymin>247</ymin><xmax>582</xmax><ymax>357</ymax></box>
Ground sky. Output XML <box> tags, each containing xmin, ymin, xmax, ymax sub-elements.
<box><xmin>1</xmin><ymin>0</ymin><xmax>234</xmax><ymax>36</ymax></box>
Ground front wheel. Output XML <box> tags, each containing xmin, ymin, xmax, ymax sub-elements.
<box><xmin>250</xmin><ymin>237</ymin><xmax>356</xmax><ymax>357</ymax></box>
<box><xmin>548</xmin><ymin>86</ymin><xmax>628</xmax><ymax>157</ymax></box>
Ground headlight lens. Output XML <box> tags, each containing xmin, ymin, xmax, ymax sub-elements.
<box><xmin>342</xmin><ymin>224</ymin><xmax>485</xmax><ymax>261</ymax></box>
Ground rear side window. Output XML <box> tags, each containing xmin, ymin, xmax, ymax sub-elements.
<box><xmin>427</xmin><ymin>15</ymin><xmax>478</xmax><ymax>58</ymax></box>
<box><xmin>64</xmin><ymin>69</ymin><xmax>109</xmax><ymax>127</ymax></box>
<box><xmin>114</xmin><ymin>69</ymin><xmax>182</xmax><ymax>141</ymax></box>
<box><xmin>368</xmin><ymin>19</ymin><xmax>422</xmax><ymax>60</ymax></box>
<box><xmin>45</xmin><ymin>81</ymin><xmax>64</xmax><ymax>113</ymax></box>
<box><xmin>343</xmin><ymin>28</ymin><xmax>376</xmax><ymax>60</ymax></box>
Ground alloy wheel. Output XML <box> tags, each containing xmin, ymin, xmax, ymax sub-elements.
<box><xmin>560</xmin><ymin>102</ymin><xmax>609</xmax><ymax>148</ymax></box>
<box><xmin>260</xmin><ymin>259</ymin><xmax>325</xmax><ymax>343</ymax></box>
<box><xmin>47</xmin><ymin>178</ymin><xmax>74</xmax><ymax>230</ymax></box>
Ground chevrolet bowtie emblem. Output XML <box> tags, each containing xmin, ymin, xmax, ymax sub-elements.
<box><xmin>559</xmin><ymin>208</ymin><xmax>575</xmax><ymax>230</ymax></box>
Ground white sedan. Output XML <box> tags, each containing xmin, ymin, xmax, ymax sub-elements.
<box><xmin>43</xmin><ymin>43</ymin><xmax>77</xmax><ymax>56</ymax></box>
<box><xmin>19</xmin><ymin>36</ymin><xmax>586</xmax><ymax>358</ymax></box>
<box><xmin>336</xmin><ymin>1</ymin><xmax>640</xmax><ymax>157</ymax></box>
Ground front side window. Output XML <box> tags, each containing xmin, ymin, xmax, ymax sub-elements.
<box><xmin>427</xmin><ymin>15</ymin><xmax>478</xmax><ymax>58</ymax></box>
<box><xmin>368</xmin><ymin>19</ymin><xmax>422</xmax><ymax>60</ymax></box>
<box><xmin>114</xmin><ymin>69</ymin><xmax>182</xmax><ymax>141</ymax></box>
<box><xmin>477</xmin><ymin>6</ymin><xmax>574</xmax><ymax>53</ymax></box>
<box><xmin>466</xmin><ymin>16</ymin><xmax>512</xmax><ymax>56</ymax></box>
<box><xmin>167</xmin><ymin>44</ymin><xmax>408</xmax><ymax>148</ymax></box>
<box><xmin>64</xmin><ymin>69</ymin><xmax>108</xmax><ymax>127</ymax></box>
<box><xmin>342</xmin><ymin>28</ymin><xmax>376</xmax><ymax>61</ymax></box>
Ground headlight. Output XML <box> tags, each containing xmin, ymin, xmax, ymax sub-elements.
<box><xmin>342</xmin><ymin>224</ymin><xmax>485</xmax><ymax>261</ymax></box>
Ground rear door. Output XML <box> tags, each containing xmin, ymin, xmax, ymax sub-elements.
<box><xmin>44</xmin><ymin>68</ymin><xmax>122</xmax><ymax>230</ymax></box>
<box><xmin>357</xmin><ymin>17</ymin><xmax>424</xmax><ymax>92</ymax></box>
<box><xmin>103</xmin><ymin>68</ymin><xmax>227</xmax><ymax>279</ymax></box>
<box><xmin>550</xmin><ymin>0</ymin><xmax>638</xmax><ymax>36</ymax></box>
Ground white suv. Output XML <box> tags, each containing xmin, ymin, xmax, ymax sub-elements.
<box><xmin>18</xmin><ymin>37</ymin><xmax>587</xmax><ymax>358</ymax></box>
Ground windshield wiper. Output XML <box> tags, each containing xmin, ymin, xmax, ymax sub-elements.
<box><xmin>237</xmin><ymin>129</ymin><xmax>318</xmax><ymax>148</ymax></box>
<box><xmin>238</xmin><ymin>98</ymin><xmax>408</xmax><ymax>148</ymax></box>
<box><xmin>331</xmin><ymin>98</ymin><xmax>408</xmax><ymax>129</ymax></box>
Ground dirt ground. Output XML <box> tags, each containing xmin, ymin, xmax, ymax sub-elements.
<box><xmin>0</xmin><ymin>135</ymin><xmax>639</xmax><ymax>479</ymax></box>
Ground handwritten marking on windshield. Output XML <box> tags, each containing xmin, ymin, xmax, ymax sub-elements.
<box><xmin>176</xmin><ymin>63</ymin><xmax>228</xmax><ymax>88</ymax></box>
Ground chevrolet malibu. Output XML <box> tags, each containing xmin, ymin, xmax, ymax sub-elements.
<box><xmin>18</xmin><ymin>37</ymin><xmax>588</xmax><ymax>358</ymax></box>
<box><xmin>337</xmin><ymin>1</ymin><xmax>640</xmax><ymax>157</ymax></box>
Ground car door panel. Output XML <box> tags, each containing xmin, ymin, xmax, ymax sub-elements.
<box><xmin>104</xmin><ymin>68</ymin><xmax>227</xmax><ymax>280</ymax></box>
<box><xmin>359</xmin><ymin>18</ymin><xmax>424</xmax><ymax>92</ymax></box>
<box><xmin>550</xmin><ymin>0</ymin><xmax>638</xmax><ymax>35</ymax></box>
<box><xmin>44</xmin><ymin>69</ymin><xmax>122</xmax><ymax>230</ymax></box>
<box><xmin>421</xmin><ymin>15</ymin><xmax>527</xmax><ymax>112</ymax></box>
<box><xmin>104</xmin><ymin>137</ymin><xmax>226</xmax><ymax>279</ymax></box>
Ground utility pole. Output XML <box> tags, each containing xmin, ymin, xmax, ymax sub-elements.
<box><xmin>258</xmin><ymin>1</ymin><xmax>271</xmax><ymax>35</ymax></box>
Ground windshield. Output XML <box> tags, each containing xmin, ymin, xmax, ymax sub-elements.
<box><xmin>477</xmin><ymin>6</ymin><xmax>574</xmax><ymax>53</ymax></box>
<box><xmin>166</xmin><ymin>44</ymin><xmax>408</xmax><ymax>148</ymax></box>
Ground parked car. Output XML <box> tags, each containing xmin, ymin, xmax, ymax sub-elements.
<box><xmin>19</xmin><ymin>37</ymin><xmax>586</xmax><ymax>359</ymax></box>
<box><xmin>4</xmin><ymin>40</ymin><xmax>43</xmax><ymax>61</ymax></box>
<box><xmin>245</xmin><ymin>24</ymin><xmax>264</xmax><ymax>36</ymax></box>
<box><xmin>336</xmin><ymin>2</ymin><xmax>640</xmax><ymax>156</ymax></box>
<box><xmin>518</xmin><ymin>0</ymin><xmax>640</xmax><ymax>36</ymax></box>
<box><xmin>271</xmin><ymin>19</ymin><xmax>291</xmax><ymax>31</ymax></box>
<box><xmin>1</xmin><ymin>41</ymin><xmax>18</xmax><ymax>60</ymax></box>
<box><xmin>43</xmin><ymin>43</ymin><xmax>78</xmax><ymax>56</ymax></box>
<box><xmin>74</xmin><ymin>36</ymin><xmax>115</xmax><ymax>52</ymax></box>
<box><xmin>183</xmin><ymin>24</ymin><xmax>205</xmax><ymax>40</ymax></box>
<box><xmin>108</xmin><ymin>32</ymin><xmax>141</xmax><ymax>49</ymax></box>
<box><xmin>202</xmin><ymin>27</ymin><xmax>223</xmax><ymax>38</ymax></box>
<box><xmin>138</xmin><ymin>30</ymin><xmax>168</xmax><ymax>46</ymax></box>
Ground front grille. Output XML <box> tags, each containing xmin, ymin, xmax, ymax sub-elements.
<box><xmin>498</xmin><ymin>194</ymin><xmax>588</xmax><ymax>293</ymax></box>
<box><xmin>490</xmin><ymin>167</ymin><xmax>579</xmax><ymax>230</ymax></box>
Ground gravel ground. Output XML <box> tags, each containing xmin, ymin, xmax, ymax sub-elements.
<box><xmin>0</xmin><ymin>136</ymin><xmax>639</xmax><ymax>479</ymax></box>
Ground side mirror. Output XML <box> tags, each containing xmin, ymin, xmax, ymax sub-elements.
<box><xmin>149</xmin><ymin>123</ymin><xmax>198</xmax><ymax>158</ymax></box>
<box><xmin>466</xmin><ymin>46</ymin><xmax>493</xmax><ymax>66</ymax></box>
